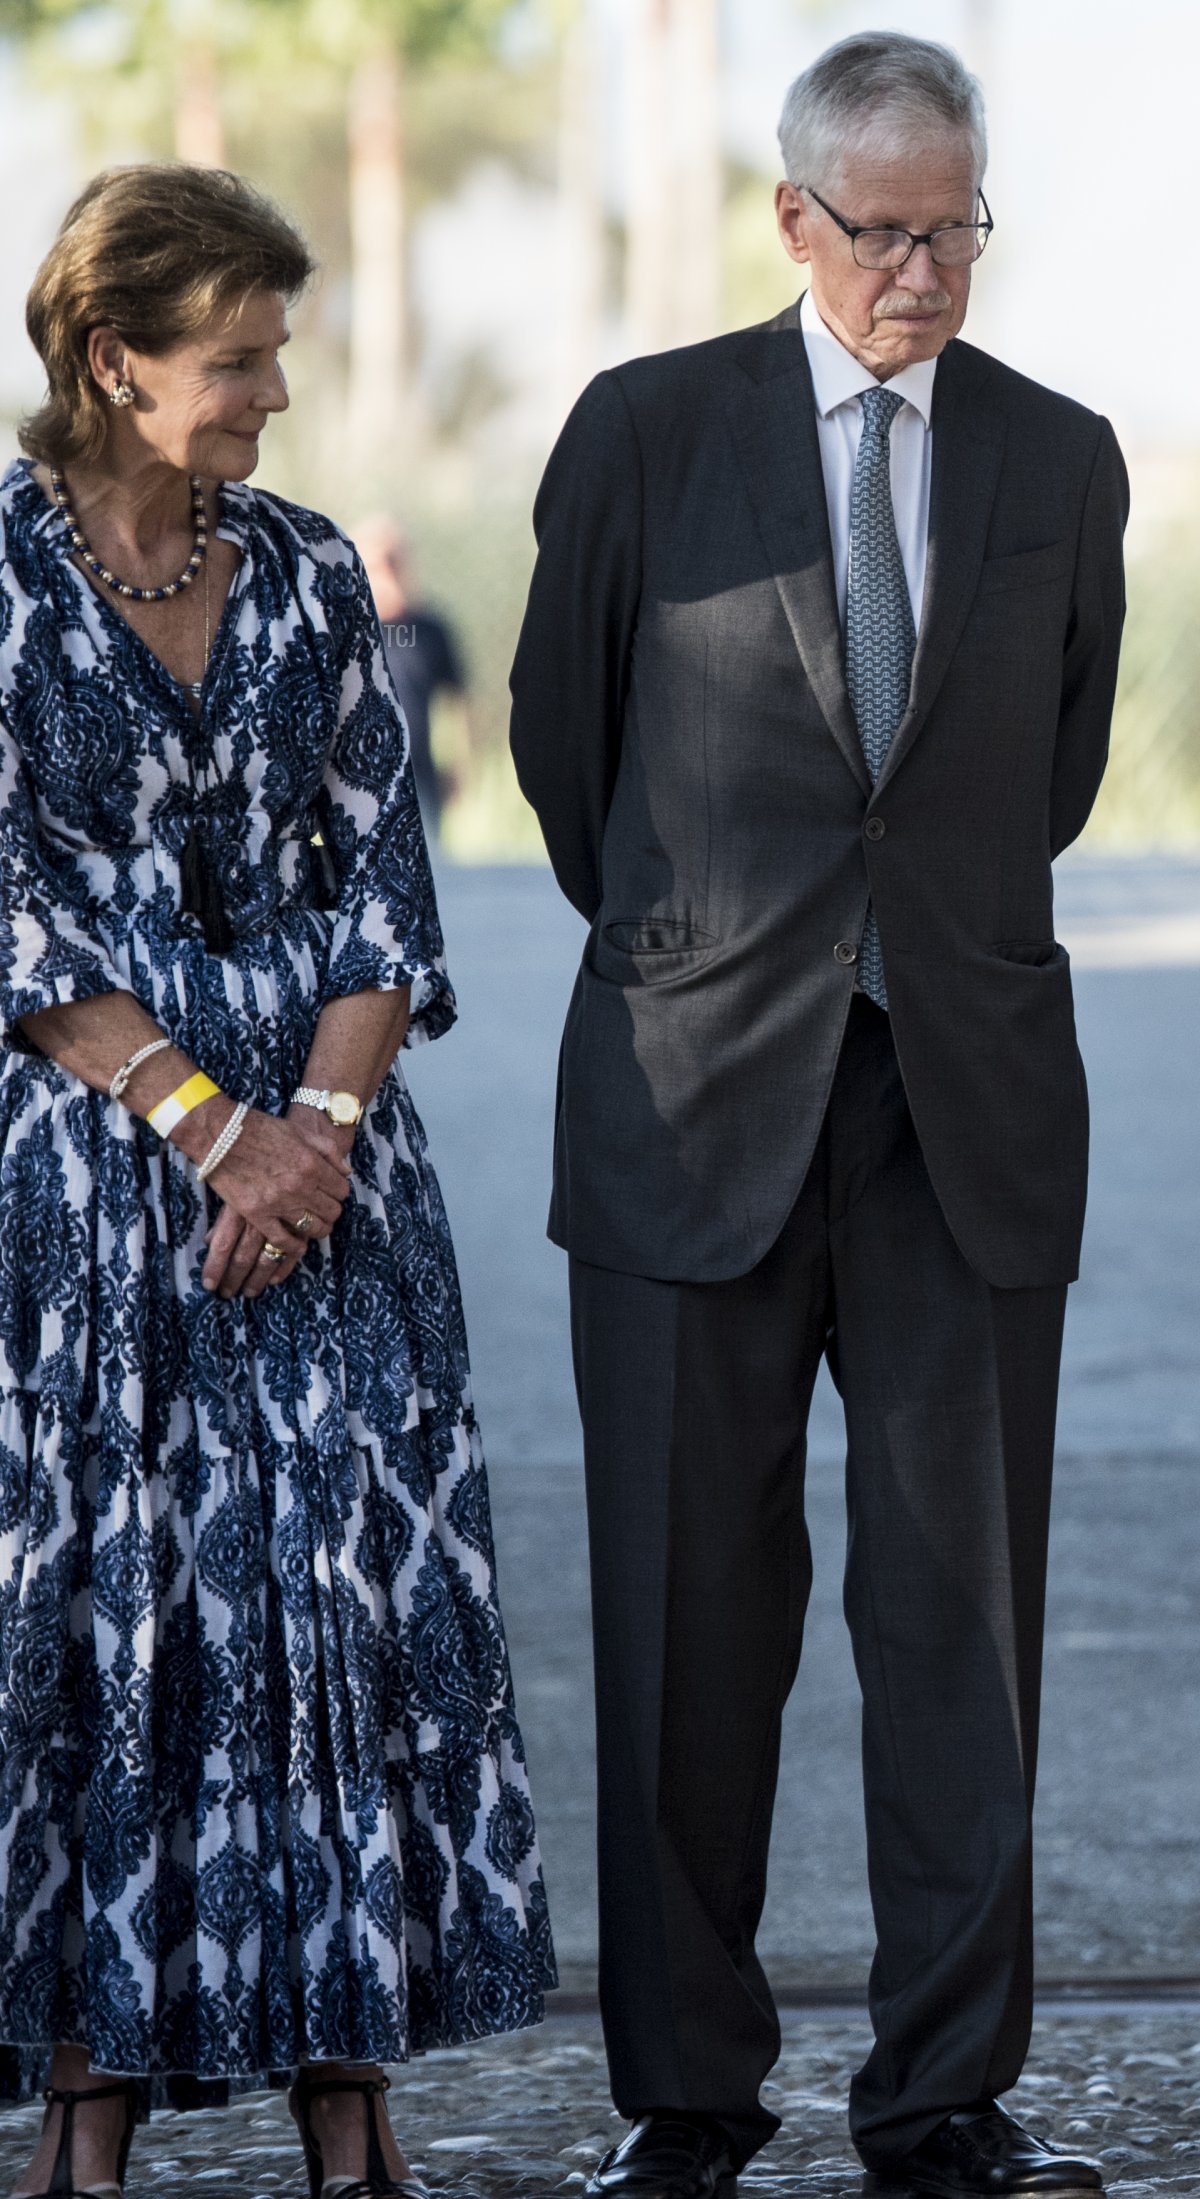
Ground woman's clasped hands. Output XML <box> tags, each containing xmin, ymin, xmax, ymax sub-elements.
<box><xmin>194</xmin><ymin>1102</ymin><xmax>354</xmax><ymax>1299</ymax></box>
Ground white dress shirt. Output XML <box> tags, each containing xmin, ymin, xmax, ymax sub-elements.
<box><xmin>800</xmin><ymin>286</ymin><xmax>938</xmax><ymax>634</ymax></box>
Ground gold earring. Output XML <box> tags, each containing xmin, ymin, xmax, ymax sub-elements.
<box><xmin>109</xmin><ymin>378</ymin><xmax>135</xmax><ymax>408</ymax></box>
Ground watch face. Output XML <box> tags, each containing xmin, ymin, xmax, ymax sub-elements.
<box><xmin>328</xmin><ymin>1090</ymin><xmax>361</xmax><ymax>1126</ymax></box>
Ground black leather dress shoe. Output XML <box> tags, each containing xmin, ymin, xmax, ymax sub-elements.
<box><xmin>863</xmin><ymin>2105</ymin><xmax>1103</xmax><ymax>2196</ymax></box>
<box><xmin>584</xmin><ymin>2115</ymin><xmax>737</xmax><ymax>2199</ymax></box>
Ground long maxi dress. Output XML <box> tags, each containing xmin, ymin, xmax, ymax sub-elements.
<box><xmin>0</xmin><ymin>458</ymin><xmax>555</xmax><ymax>2094</ymax></box>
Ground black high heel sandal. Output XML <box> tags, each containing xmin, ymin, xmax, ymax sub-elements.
<box><xmin>14</xmin><ymin>2080</ymin><xmax>140</xmax><ymax>2199</ymax></box>
<box><xmin>289</xmin><ymin>2070</ymin><xmax>430</xmax><ymax>2199</ymax></box>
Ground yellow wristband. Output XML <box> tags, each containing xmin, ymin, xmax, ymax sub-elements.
<box><xmin>147</xmin><ymin>1072</ymin><xmax>221</xmax><ymax>1138</ymax></box>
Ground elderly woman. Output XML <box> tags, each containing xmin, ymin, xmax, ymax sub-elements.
<box><xmin>0</xmin><ymin>164</ymin><xmax>554</xmax><ymax>2198</ymax></box>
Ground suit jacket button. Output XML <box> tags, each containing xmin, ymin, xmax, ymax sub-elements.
<box><xmin>865</xmin><ymin>817</ymin><xmax>886</xmax><ymax>841</ymax></box>
<box><xmin>834</xmin><ymin>940</ymin><xmax>858</xmax><ymax>965</ymax></box>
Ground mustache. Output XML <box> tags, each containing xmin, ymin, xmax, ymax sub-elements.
<box><xmin>873</xmin><ymin>292</ymin><xmax>953</xmax><ymax>321</ymax></box>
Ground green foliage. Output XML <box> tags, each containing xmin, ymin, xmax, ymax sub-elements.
<box><xmin>0</xmin><ymin>0</ymin><xmax>530</xmax><ymax>181</ymax></box>
<box><xmin>403</xmin><ymin>51</ymin><xmax>558</xmax><ymax>208</ymax></box>
<box><xmin>0</xmin><ymin>0</ymin><xmax>97</xmax><ymax>26</ymax></box>
<box><xmin>2</xmin><ymin>0</ymin><xmax>1194</xmax><ymax>857</ymax></box>
<box><xmin>721</xmin><ymin>163</ymin><xmax>797</xmax><ymax>335</ymax></box>
<box><xmin>396</xmin><ymin>490</ymin><xmax>541</xmax><ymax>858</ymax></box>
<box><xmin>0</xmin><ymin>0</ymin><xmax>518</xmax><ymax>65</ymax></box>
<box><xmin>273</xmin><ymin>0</ymin><xmax>516</xmax><ymax>70</ymax></box>
<box><xmin>1085</xmin><ymin>525</ymin><xmax>1200</xmax><ymax>849</ymax></box>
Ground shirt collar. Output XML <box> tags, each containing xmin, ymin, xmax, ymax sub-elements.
<box><xmin>799</xmin><ymin>286</ymin><xmax>937</xmax><ymax>430</ymax></box>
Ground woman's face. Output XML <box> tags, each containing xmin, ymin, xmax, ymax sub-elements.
<box><xmin>91</xmin><ymin>288</ymin><xmax>291</xmax><ymax>480</ymax></box>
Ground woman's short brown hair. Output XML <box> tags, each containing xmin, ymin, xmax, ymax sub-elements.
<box><xmin>21</xmin><ymin>163</ymin><xmax>315</xmax><ymax>467</ymax></box>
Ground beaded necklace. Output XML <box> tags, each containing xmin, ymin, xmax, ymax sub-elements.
<box><xmin>49</xmin><ymin>467</ymin><xmax>208</xmax><ymax>602</ymax></box>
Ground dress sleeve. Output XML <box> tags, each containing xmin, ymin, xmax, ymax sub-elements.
<box><xmin>0</xmin><ymin>708</ymin><xmax>123</xmax><ymax>1048</ymax></box>
<box><xmin>317</xmin><ymin>550</ymin><xmax>456</xmax><ymax>1047</ymax></box>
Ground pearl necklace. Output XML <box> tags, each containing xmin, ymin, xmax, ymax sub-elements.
<box><xmin>50</xmin><ymin>467</ymin><xmax>208</xmax><ymax>602</ymax></box>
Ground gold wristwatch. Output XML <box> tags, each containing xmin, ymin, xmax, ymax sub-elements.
<box><xmin>291</xmin><ymin>1084</ymin><xmax>364</xmax><ymax>1127</ymax></box>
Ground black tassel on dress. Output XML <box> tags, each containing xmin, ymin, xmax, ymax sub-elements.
<box><xmin>180</xmin><ymin>823</ymin><xmax>235</xmax><ymax>956</ymax></box>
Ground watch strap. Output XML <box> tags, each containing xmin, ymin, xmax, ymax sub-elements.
<box><xmin>291</xmin><ymin>1084</ymin><xmax>364</xmax><ymax>1125</ymax></box>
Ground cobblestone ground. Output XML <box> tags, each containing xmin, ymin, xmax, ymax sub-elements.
<box><xmin>0</xmin><ymin>2006</ymin><xmax>1195</xmax><ymax>2199</ymax></box>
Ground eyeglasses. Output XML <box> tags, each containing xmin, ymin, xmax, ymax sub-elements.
<box><xmin>801</xmin><ymin>184</ymin><xmax>994</xmax><ymax>271</ymax></box>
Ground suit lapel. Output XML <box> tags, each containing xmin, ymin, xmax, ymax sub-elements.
<box><xmin>875</xmin><ymin>340</ymin><xmax>1007</xmax><ymax>793</ymax></box>
<box><xmin>728</xmin><ymin>318</ymin><xmax>1008</xmax><ymax>799</ymax></box>
<box><xmin>727</xmin><ymin>318</ymin><xmax>871</xmax><ymax>797</ymax></box>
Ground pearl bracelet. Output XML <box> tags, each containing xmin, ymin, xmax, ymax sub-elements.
<box><xmin>109</xmin><ymin>1036</ymin><xmax>172</xmax><ymax>1102</ymax></box>
<box><xmin>195</xmin><ymin>1100</ymin><xmax>249</xmax><ymax>1183</ymax></box>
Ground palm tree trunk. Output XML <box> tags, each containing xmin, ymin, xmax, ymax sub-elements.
<box><xmin>556</xmin><ymin>0</ymin><xmax>606</xmax><ymax>413</ymax></box>
<box><xmin>624</xmin><ymin>0</ymin><xmax>721</xmax><ymax>352</ymax></box>
<box><xmin>347</xmin><ymin>41</ymin><xmax>407</xmax><ymax>473</ymax></box>
<box><xmin>670</xmin><ymin>0</ymin><xmax>720</xmax><ymax>343</ymax></box>
<box><xmin>625</xmin><ymin>0</ymin><xmax>672</xmax><ymax>352</ymax></box>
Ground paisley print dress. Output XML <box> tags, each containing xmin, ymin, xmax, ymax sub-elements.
<box><xmin>0</xmin><ymin>458</ymin><xmax>554</xmax><ymax>2094</ymax></box>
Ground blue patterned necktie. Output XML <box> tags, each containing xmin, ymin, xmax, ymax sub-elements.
<box><xmin>845</xmin><ymin>383</ymin><xmax>915</xmax><ymax>1010</ymax></box>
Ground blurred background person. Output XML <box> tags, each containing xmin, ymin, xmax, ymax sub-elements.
<box><xmin>356</xmin><ymin>515</ymin><xmax>471</xmax><ymax>849</ymax></box>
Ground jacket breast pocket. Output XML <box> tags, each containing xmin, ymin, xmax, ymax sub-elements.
<box><xmin>975</xmin><ymin>542</ymin><xmax>1073</xmax><ymax>596</ymax></box>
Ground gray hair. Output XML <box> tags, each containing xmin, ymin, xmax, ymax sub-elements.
<box><xmin>778</xmin><ymin>31</ymin><xmax>987</xmax><ymax>198</ymax></box>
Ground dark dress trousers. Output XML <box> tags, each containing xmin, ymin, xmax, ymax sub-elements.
<box><xmin>509</xmin><ymin>298</ymin><xmax>1128</xmax><ymax>2169</ymax></box>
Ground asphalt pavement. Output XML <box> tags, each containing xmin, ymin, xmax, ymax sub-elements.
<box><xmin>403</xmin><ymin>855</ymin><xmax>1200</xmax><ymax>1995</ymax></box>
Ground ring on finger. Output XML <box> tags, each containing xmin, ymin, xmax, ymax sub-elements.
<box><xmin>260</xmin><ymin>1242</ymin><xmax>286</xmax><ymax>1264</ymax></box>
<box><xmin>290</xmin><ymin>1210</ymin><xmax>316</xmax><ymax>1237</ymax></box>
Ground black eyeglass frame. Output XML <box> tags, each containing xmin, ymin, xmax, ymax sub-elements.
<box><xmin>800</xmin><ymin>183</ymin><xmax>994</xmax><ymax>270</ymax></box>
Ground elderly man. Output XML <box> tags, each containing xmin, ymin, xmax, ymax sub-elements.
<box><xmin>511</xmin><ymin>30</ymin><xmax>1126</xmax><ymax>2199</ymax></box>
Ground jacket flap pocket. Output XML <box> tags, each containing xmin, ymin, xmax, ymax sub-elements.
<box><xmin>603</xmin><ymin>919</ymin><xmax>718</xmax><ymax>954</ymax></box>
<box><xmin>989</xmin><ymin>938</ymin><xmax>1065</xmax><ymax>968</ymax></box>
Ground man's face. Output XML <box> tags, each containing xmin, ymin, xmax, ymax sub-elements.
<box><xmin>775</xmin><ymin>133</ymin><xmax>981</xmax><ymax>379</ymax></box>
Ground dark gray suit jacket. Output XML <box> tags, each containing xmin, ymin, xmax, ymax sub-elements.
<box><xmin>509</xmin><ymin>298</ymin><xmax>1129</xmax><ymax>1289</ymax></box>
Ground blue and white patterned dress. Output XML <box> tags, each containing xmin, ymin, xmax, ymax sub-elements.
<box><xmin>0</xmin><ymin>456</ymin><xmax>554</xmax><ymax>2095</ymax></box>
